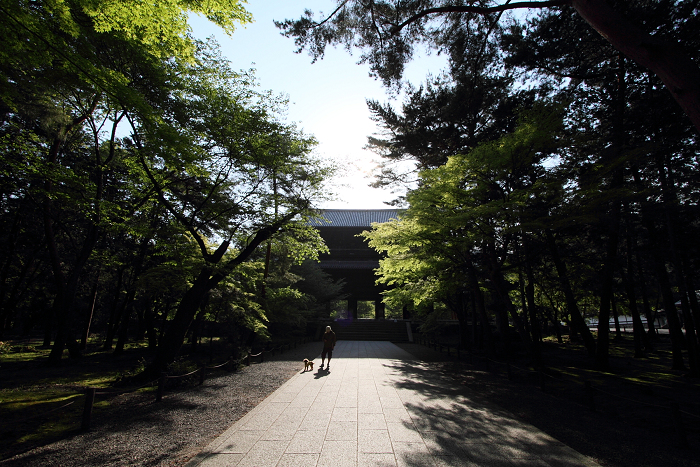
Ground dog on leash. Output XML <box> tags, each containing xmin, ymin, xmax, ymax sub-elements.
<box><xmin>303</xmin><ymin>358</ymin><xmax>314</xmax><ymax>372</ymax></box>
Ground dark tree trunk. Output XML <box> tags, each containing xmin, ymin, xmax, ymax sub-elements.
<box><xmin>135</xmin><ymin>301</ymin><xmax>147</xmax><ymax>341</ymax></box>
<box><xmin>103</xmin><ymin>268</ymin><xmax>125</xmax><ymax>350</ymax></box>
<box><xmin>470</xmin><ymin>292</ymin><xmax>478</xmax><ymax>351</ymax></box>
<box><xmin>113</xmin><ymin>289</ymin><xmax>136</xmax><ymax>355</ymax></box>
<box><xmin>683</xmin><ymin>261</ymin><xmax>700</xmax><ymax>347</ymax></box>
<box><xmin>664</xmin><ymin>220</ymin><xmax>700</xmax><ymax>376</ymax></box>
<box><xmin>544</xmin><ymin>230</ymin><xmax>596</xmax><ymax>356</ymax></box>
<box><xmin>158</xmin><ymin>297</ymin><xmax>172</xmax><ymax>347</ymax></box>
<box><xmin>611</xmin><ymin>295</ymin><xmax>622</xmax><ymax>341</ymax></box>
<box><xmin>595</xmin><ymin>193</ymin><xmax>621</xmax><ymax>371</ymax></box>
<box><xmin>490</xmin><ymin>266</ymin><xmax>535</xmax><ymax>361</ymax></box>
<box><xmin>0</xmin><ymin>204</ymin><xmax>28</xmax><ymax>336</ymax></box>
<box><xmin>571</xmin><ymin>0</ymin><xmax>700</xmax><ymax>134</ymax></box>
<box><xmin>638</xmin><ymin>203</ymin><xmax>686</xmax><ymax>370</ymax></box>
<box><xmin>524</xmin><ymin>244</ymin><xmax>542</xmax><ymax>350</ymax></box>
<box><xmin>444</xmin><ymin>291</ymin><xmax>471</xmax><ymax>351</ymax></box>
<box><xmin>143</xmin><ymin>300</ymin><xmax>158</xmax><ymax>349</ymax></box>
<box><xmin>458</xmin><ymin>292</ymin><xmax>471</xmax><ymax>350</ymax></box>
<box><xmin>543</xmin><ymin>299</ymin><xmax>564</xmax><ymax>344</ymax></box>
<box><xmin>143</xmin><ymin>219</ymin><xmax>291</xmax><ymax>378</ymax></box>
<box><xmin>621</xmin><ymin>267</ymin><xmax>645</xmax><ymax>358</ymax></box>
<box><xmin>146</xmin><ymin>267</ymin><xmax>214</xmax><ymax>377</ymax></box>
<box><xmin>635</xmin><ymin>247</ymin><xmax>657</xmax><ymax>341</ymax></box>
<box><xmin>80</xmin><ymin>271</ymin><xmax>100</xmax><ymax>350</ymax></box>
<box><xmin>42</xmin><ymin>305</ymin><xmax>53</xmax><ymax>348</ymax></box>
<box><xmin>44</xmin><ymin>101</ymin><xmax>100</xmax><ymax>365</ymax></box>
<box><xmin>655</xmin><ymin>260</ymin><xmax>687</xmax><ymax>370</ymax></box>
<box><xmin>464</xmin><ymin>259</ymin><xmax>496</xmax><ymax>357</ymax></box>
<box><xmin>655</xmin><ymin>149</ymin><xmax>699</xmax><ymax>375</ymax></box>
<box><xmin>189</xmin><ymin>298</ymin><xmax>208</xmax><ymax>352</ymax></box>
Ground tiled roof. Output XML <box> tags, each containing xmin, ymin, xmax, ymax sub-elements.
<box><xmin>309</xmin><ymin>209</ymin><xmax>401</xmax><ymax>227</ymax></box>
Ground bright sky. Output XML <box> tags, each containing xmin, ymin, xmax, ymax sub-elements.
<box><xmin>190</xmin><ymin>0</ymin><xmax>447</xmax><ymax>209</ymax></box>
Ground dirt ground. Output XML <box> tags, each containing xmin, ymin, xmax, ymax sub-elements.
<box><xmin>397</xmin><ymin>334</ymin><xmax>700</xmax><ymax>467</ymax></box>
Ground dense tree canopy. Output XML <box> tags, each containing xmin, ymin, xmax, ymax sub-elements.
<box><xmin>277</xmin><ymin>0</ymin><xmax>700</xmax><ymax>133</ymax></box>
<box><xmin>0</xmin><ymin>0</ymin><xmax>341</xmax><ymax>374</ymax></box>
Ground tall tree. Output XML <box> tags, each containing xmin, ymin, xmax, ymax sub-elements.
<box><xmin>133</xmin><ymin>45</ymin><xmax>332</xmax><ymax>377</ymax></box>
<box><xmin>1</xmin><ymin>0</ymin><xmax>253</xmax><ymax>363</ymax></box>
<box><xmin>365</xmin><ymin>11</ymin><xmax>530</xmax><ymax>199</ymax></box>
<box><xmin>507</xmin><ymin>3</ymin><xmax>699</xmax><ymax>372</ymax></box>
<box><xmin>277</xmin><ymin>0</ymin><xmax>700</xmax><ymax>134</ymax></box>
<box><xmin>365</xmin><ymin>104</ymin><xmax>564</xmax><ymax>359</ymax></box>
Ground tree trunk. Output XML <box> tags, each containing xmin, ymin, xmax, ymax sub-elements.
<box><xmin>611</xmin><ymin>295</ymin><xmax>622</xmax><ymax>341</ymax></box>
<box><xmin>114</xmin><ymin>289</ymin><xmax>136</xmax><ymax>355</ymax></box>
<box><xmin>80</xmin><ymin>272</ymin><xmax>100</xmax><ymax>350</ymax></box>
<box><xmin>544</xmin><ymin>230</ymin><xmax>596</xmax><ymax>356</ymax></box>
<box><xmin>654</xmin><ymin>259</ymin><xmax>687</xmax><ymax>371</ymax></box>
<box><xmin>542</xmin><ymin>294</ymin><xmax>564</xmax><ymax>344</ymax></box>
<box><xmin>142</xmin><ymin>214</ymin><xmax>300</xmax><ymax>378</ymax></box>
<box><xmin>0</xmin><ymin>204</ymin><xmax>26</xmax><ymax>335</ymax></box>
<box><xmin>146</xmin><ymin>267</ymin><xmax>214</xmax><ymax>378</ymax></box>
<box><xmin>571</xmin><ymin>0</ymin><xmax>700</xmax><ymax>134</ymax></box>
<box><xmin>655</xmin><ymin>149</ymin><xmax>699</xmax><ymax>375</ymax></box>
<box><xmin>158</xmin><ymin>297</ymin><xmax>172</xmax><ymax>347</ymax></box>
<box><xmin>634</xmin><ymin>247</ymin><xmax>656</xmax><ymax>341</ymax></box>
<box><xmin>189</xmin><ymin>299</ymin><xmax>208</xmax><ymax>352</ymax></box>
<box><xmin>621</xmin><ymin>228</ymin><xmax>645</xmax><ymax>358</ymax></box>
<box><xmin>44</xmin><ymin>101</ymin><xmax>100</xmax><ymax>365</ymax></box>
<box><xmin>103</xmin><ymin>268</ymin><xmax>125</xmax><ymax>350</ymax></box>
<box><xmin>143</xmin><ymin>300</ymin><xmax>158</xmax><ymax>349</ymax></box>
<box><xmin>524</xmin><ymin>244</ymin><xmax>542</xmax><ymax>351</ymax></box>
<box><xmin>595</xmin><ymin>195</ymin><xmax>621</xmax><ymax>371</ymax></box>
<box><xmin>682</xmin><ymin>260</ymin><xmax>700</xmax><ymax>347</ymax></box>
<box><xmin>490</xmin><ymin>266</ymin><xmax>535</xmax><ymax>361</ymax></box>
<box><xmin>470</xmin><ymin>292</ymin><xmax>479</xmax><ymax>350</ymax></box>
<box><xmin>464</xmin><ymin>259</ymin><xmax>496</xmax><ymax>357</ymax></box>
<box><xmin>663</xmin><ymin>216</ymin><xmax>700</xmax><ymax>376</ymax></box>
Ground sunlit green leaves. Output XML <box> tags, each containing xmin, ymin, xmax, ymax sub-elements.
<box><xmin>364</xmin><ymin>103</ymin><xmax>565</xmax><ymax>309</ymax></box>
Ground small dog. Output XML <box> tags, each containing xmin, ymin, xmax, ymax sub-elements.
<box><xmin>303</xmin><ymin>358</ymin><xmax>314</xmax><ymax>372</ymax></box>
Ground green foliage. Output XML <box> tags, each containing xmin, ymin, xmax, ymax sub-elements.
<box><xmin>0</xmin><ymin>341</ymin><xmax>12</xmax><ymax>354</ymax></box>
<box><xmin>364</xmin><ymin>103</ymin><xmax>565</xmax><ymax>314</ymax></box>
<box><xmin>0</xmin><ymin>0</ymin><xmax>334</xmax><ymax>372</ymax></box>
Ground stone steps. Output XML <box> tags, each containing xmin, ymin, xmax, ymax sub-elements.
<box><xmin>331</xmin><ymin>319</ymin><xmax>410</xmax><ymax>342</ymax></box>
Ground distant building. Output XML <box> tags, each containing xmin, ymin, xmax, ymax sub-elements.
<box><xmin>309</xmin><ymin>209</ymin><xmax>400</xmax><ymax>319</ymax></box>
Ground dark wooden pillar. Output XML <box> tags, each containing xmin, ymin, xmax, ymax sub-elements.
<box><xmin>348</xmin><ymin>298</ymin><xmax>358</xmax><ymax>320</ymax></box>
<box><xmin>375</xmin><ymin>299</ymin><xmax>385</xmax><ymax>320</ymax></box>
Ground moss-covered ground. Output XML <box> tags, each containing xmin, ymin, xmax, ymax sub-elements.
<box><xmin>0</xmin><ymin>337</ymin><xmax>234</xmax><ymax>460</ymax></box>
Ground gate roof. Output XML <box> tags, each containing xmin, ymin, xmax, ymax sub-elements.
<box><xmin>309</xmin><ymin>209</ymin><xmax>400</xmax><ymax>227</ymax></box>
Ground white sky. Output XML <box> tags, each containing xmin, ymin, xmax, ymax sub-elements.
<box><xmin>189</xmin><ymin>0</ymin><xmax>447</xmax><ymax>209</ymax></box>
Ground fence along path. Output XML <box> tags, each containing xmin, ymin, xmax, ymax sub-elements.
<box><xmin>7</xmin><ymin>338</ymin><xmax>309</xmax><ymax>433</ymax></box>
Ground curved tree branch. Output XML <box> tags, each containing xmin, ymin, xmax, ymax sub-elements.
<box><xmin>390</xmin><ymin>1</ymin><xmax>569</xmax><ymax>34</ymax></box>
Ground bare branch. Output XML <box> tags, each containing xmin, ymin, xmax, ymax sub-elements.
<box><xmin>390</xmin><ymin>1</ymin><xmax>570</xmax><ymax>34</ymax></box>
<box><xmin>314</xmin><ymin>0</ymin><xmax>351</xmax><ymax>28</ymax></box>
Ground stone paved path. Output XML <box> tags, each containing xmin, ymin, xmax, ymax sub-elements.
<box><xmin>185</xmin><ymin>341</ymin><xmax>599</xmax><ymax>467</ymax></box>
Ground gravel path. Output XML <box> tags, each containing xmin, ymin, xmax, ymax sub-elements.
<box><xmin>0</xmin><ymin>342</ymin><xmax>326</xmax><ymax>467</ymax></box>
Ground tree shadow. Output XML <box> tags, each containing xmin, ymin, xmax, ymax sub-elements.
<box><xmin>381</xmin><ymin>355</ymin><xmax>699</xmax><ymax>467</ymax></box>
<box><xmin>376</xmin><ymin>359</ymin><xmax>593</xmax><ymax>466</ymax></box>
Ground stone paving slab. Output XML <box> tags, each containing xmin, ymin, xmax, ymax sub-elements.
<box><xmin>186</xmin><ymin>341</ymin><xmax>600</xmax><ymax>467</ymax></box>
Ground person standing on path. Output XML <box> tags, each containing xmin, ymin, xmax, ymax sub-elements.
<box><xmin>320</xmin><ymin>325</ymin><xmax>336</xmax><ymax>369</ymax></box>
